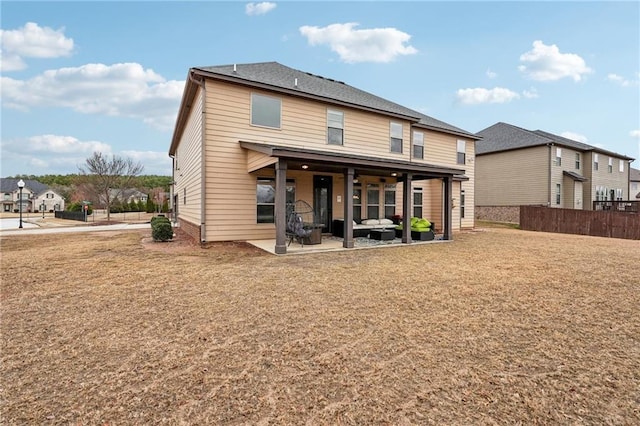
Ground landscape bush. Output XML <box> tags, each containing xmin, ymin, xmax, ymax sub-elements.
<box><xmin>151</xmin><ymin>217</ymin><xmax>173</xmax><ymax>242</ymax></box>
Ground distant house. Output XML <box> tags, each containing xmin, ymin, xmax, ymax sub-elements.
<box><xmin>630</xmin><ymin>168</ymin><xmax>640</xmax><ymax>199</ymax></box>
<box><xmin>0</xmin><ymin>178</ymin><xmax>65</xmax><ymax>213</ymax></box>
<box><xmin>168</xmin><ymin>62</ymin><xmax>480</xmax><ymax>253</ymax></box>
<box><xmin>475</xmin><ymin>122</ymin><xmax>634</xmax><ymax>222</ymax></box>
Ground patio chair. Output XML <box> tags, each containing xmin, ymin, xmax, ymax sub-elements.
<box><xmin>286</xmin><ymin>211</ymin><xmax>312</xmax><ymax>247</ymax></box>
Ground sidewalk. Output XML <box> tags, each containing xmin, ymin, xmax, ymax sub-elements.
<box><xmin>0</xmin><ymin>221</ymin><xmax>151</xmax><ymax>236</ymax></box>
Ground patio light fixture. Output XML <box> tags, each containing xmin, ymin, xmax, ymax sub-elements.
<box><xmin>301</xmin><ymin>164</ymin><xmax>309</xmax><ymax>170</ymax></box>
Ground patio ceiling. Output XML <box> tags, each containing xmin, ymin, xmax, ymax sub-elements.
<box><xmin>240</xmin><ymin>141</ymin><xmax>465</xmax><ymax>180</ymax></box>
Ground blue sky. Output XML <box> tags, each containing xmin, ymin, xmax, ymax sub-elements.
<box><xmin>1</xmin><ymin>1</ymin><xmax>639</xmax><ymax>177</ymax></box>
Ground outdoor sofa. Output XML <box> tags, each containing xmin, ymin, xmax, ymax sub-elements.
<box><xmin>332</xmin><ymin>218</ymin><xmax>396</xmax><ymax>238</ymax></box>
<box><xmin>394</xmin><ymin>217</ymin><xmax>436</xmax><ymax>241</ymax></box>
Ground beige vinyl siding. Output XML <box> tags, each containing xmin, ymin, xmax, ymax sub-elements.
<box><xmin>585</xmin><ymin>153</ymin><xmax>630</xmax><ymax>208</ymax></box>
<box><xmin>202</xmin><ymin>80</ymin><xmax>414</xmax><ymax>240</ymax></box>
<box><xmin>476</xmin><ymin>145</ymin><xmax>549</xmax><ymax>206</ymax></box>
<box><xmin>207</xmin><ymin>80</ymin><xmax>414</xmax><ymax>160</ymax></box>
<box><xmin>175</xmin><ymin>87</ymin><xmax>203</xmax><ymax>227</ymax></box>
<box><xmin>247</xmin><ymin>151</ymin><xmax>278</xmax><ymax>173</ymax></box>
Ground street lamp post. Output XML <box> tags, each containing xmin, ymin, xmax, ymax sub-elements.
<box><xmin>17</xmin><ymin>179</ymin><xmax>25</xmax><ymax>228</ymax></box>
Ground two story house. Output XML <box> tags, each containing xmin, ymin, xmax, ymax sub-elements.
<box><xmin>475</xmin><ymin>122</ymin><xmax>634</xmax><ymax>222</ymax></box>
<box><xmin>169</xmin><ymin>62</ymin><xmax>479</xmax><ymax>253</ymax></box>
<box><xmin>0</xmin><ymin>178</ymin><xmax>65</xmax><ymax>213</ymax></box>
<box><xmin>630</xmin><ymin>168</ymin><xmax>640</xmax><ymax>200</ymax></box>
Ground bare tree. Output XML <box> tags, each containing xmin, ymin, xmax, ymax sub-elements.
<box><xmin>78</xmin><ymin>152</ymin><xmax>144</xmax><ymax>222</ymax></box>
<box><xmin>150</xmin><ymin>187</ymin><xmax>166</xmax><ymax>213</ymax></box>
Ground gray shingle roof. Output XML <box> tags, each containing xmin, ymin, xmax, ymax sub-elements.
<box><xmin>476</xmin><ymin>122</ymin><xmax>553</xmax><ymax>154</ymax></box>
<box><xmin>194</xmin><ymin>62</ymin><xmax>479</xmax><ymax>140</ymax></box>
<box><xmin>630</xmin><ymin>168</ymin><xmax>640</xmax><ymax>182</ymax></box>
<box><xmin>0</xmin><ymin>178</ymin><xmax>48</xmax><ymax>194</ymax></box>
<box><xmin>477</xmin><ymin>122</ymin><xmax>635</xmax><ymax>160</ymax></box>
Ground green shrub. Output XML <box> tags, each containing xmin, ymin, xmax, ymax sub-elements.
<box><xmin>150</xmin><ymin>215</ymin><xmax>170</xmax><ymax>226</ymax></box>
<box><xmin>151</xmin><ymin>220</ymin><xmax>173</xmax><ymax>242</ymax></box>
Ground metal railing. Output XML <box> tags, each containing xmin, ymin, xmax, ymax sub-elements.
<box><xmin>592</xmin><ymin>200</ymin><xmax>639</xmax><ymax>213</ymax></box>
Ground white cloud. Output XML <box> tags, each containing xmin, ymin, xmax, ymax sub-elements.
<box><xmin>0</xmin><ymin>22</ymin><xmax>74</xmax><ymax>71</ymax></box>
<box><xmin>607</xmin><ymin>73</ymin><xmax>639</xmax><ymax>87</ymax></box>
<box><xmin>299</xmin><ymin>22</ymin><xmax>417</xmax><ymax>63</ymax></box>
<box><xmin>522</xmin><ymin>87</ymin><xmax>539</xmax><ymax>99</ymax></box>
<box><xmin>0</xmin><ymin>62</ymin><xmax>184</xmax><ymax>131</ymax></box>
<box><xmin>245</xmin><ymin>2</ymin><xmax>277</xmax><ymax>16</ymax></box>
<box><xmin>630</xmin><ymin>130</ymin><xmax>640</xmax><ymax>138</ymax></box>
<box><xmin>560</xmin><ymin>131</ymin><xmax>588</xmax><ymax>143</ymax></box>
<box><xmin>486</xmin><ymin>69</ymin><xmax>497</xmax><ymax>79</ymax></box>
<box><xmin>518</xmin><ymin>40</ymin><xmax>592</xmax><ymax>82</ymax></box>
<box><xmin>29</xmin><ymin>134</ymin><xmax>112</xmax><ymax>154</ymax></box>
<box><xmin>456</xmin><ymin>87</ymin><xmax>520</xmax><ymax>105</ymax></box>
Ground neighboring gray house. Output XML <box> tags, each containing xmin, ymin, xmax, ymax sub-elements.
<box><xmin>475</xmin><ymin>122</ymin><xmax>635</xmax><ymax>222</ymax></box>
<box><xmin>630</xmin><ymin>167</ymin><xmax>640</xmax><ymax>199</ymax></box>
<box><xmin>0</xmin><ymin>178</ymin><xmax>65</xmax><ymax>213</ymax></box>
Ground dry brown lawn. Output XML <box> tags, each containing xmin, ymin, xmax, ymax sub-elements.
<box><xmin>1</xmin><ymin>226</ymin><xmax>639</xmax><ymax>425</ymax></box>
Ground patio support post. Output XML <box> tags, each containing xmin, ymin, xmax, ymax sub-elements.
<box><xmin>443</xmin><ymin>176</ymin><xmax>453</xmax><ymax>240</ymax></box>
<box><xmin>343</xmin><ymin>167</ymin><xmax>355</xmax><ymax>248</ymax></box>
<box><xmin>274</xmin><ymin>159</ymin><xmax>287</xmax><ymax>254</ymax></box>
<box><xmin>402</xmin><ymin>173</ymin><xmax>412</xmax><ymax>244</ymax></box>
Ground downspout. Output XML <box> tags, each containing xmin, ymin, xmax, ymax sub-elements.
<box><xmin>169</xmin><ymin>154</ymin><xmax>175</xmax><ymax>222</ymax></box>
<box><xmin>189</xmin><ymin>71</ymin><xmax>207</xmax><ymax>242</ymax></box>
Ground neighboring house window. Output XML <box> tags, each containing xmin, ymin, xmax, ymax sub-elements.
<box><xmin>608</xmin><ymin>157</ymin><xmax>613</xmax><ymax>173</ymax></box>
<box><xmin>413</xmin><ymin>187</ymin><xmax>423</xmax><ymax>218</ymax></box>
<box><xmin>460</xmin><ymin>189</ymin><xmax>466</xmax><ymax>219</ymax></box>
<box><xmin>3</xmin><ymin>193</ymin><xmax>9</xmax><ymax>200</ymax></box>
<box><xmin>594</xmin><ymin>154</ymin><xmax>599</xmax><ymax>171</ymax></box>
<box><xmin>413</xmin><ymin>131</ymin><xmax>424</xmax><ymax>159</ymax></box>
<box><xmin>575</xmin><ymin>153</ymin><xmax>580</xmax><ymax>170</ymax></box>
<box><xmin>555</xmin><ymin>184</ymin><xmax>561</xmax><ymax>205</ymax></box>
<box><xmin>619</xmin><ymin>160</ymin><xmax>624</xmax><ymax>173</ymax></box>
<box><xmin>616</xmin><ymin>189</ymin><xmax>623</xmax><ymax>200</ymax></box>
<box><xmin>366</xmin><ymin>183</ymin><xmax>380</xmax><ymax>219</ymax></box>
<box><xmin>457</xmin><ymin>140</ymin><xmax>466</xmax><ymax>165</ymax></box>
<box><xmin>327</xmin><ymin>109</ymin><xmax>344</xmax><ymax>145</ymax></box>
<box><xmin>384</xmin><ymin>184</ymin><xmax>396</xmax><ymax>218</ymax></box>
<box><xmin>555</xmin><ymin>148</ymin><xmax>562</xmax><ymax>166</ymax></box>
<box><xmin>251</xmin><ymin>93</ymin><xmax>281</xmax><ymax>128</ymax></box>
<box><xmin>256</xmin><ymin>178</ymin><xmax>295</xmax><ymax>223</ymax></box>
<box><xmin>353</xmin><ymin>184</ymin><xmax>362</xmax><ymax>223</ymax></box>
<box><xmin>390</xmin><ymin>122</ymin><xmax>403</xmax><ymax>153</ymax></box>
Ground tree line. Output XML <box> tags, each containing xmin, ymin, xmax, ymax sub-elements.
<box><xmin>8</xmin><ymin>152</ymin><xmax>173</xmax><ymax>221</ymax></box>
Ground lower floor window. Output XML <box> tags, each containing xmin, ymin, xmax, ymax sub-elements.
<box><xmin>256</xmin><ymin>178</ymin><xmax>295</xmax><ymax>223</ymax></box>
<box><xmin>555</xmin><ymin>184</ymin><xmax>561</xmax><ymax>205</ymax></box>
<box><xmin>413</xmin><ymin>187</ymin><xmax>423</xmax><ymax>218</ymax></box>
<box><xmin>460</xmin><ymin>189</ymin><xmax>465</xmax><ymax>219</ymax></box>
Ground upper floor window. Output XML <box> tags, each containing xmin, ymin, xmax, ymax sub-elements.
<box><xmin>575</xmin><ymin>153</ymin><xmax>580</xmax><ymax>170</ymax></box>
<box><xmin>3</xmin><ymin>193</ymin><xmax>10</xmax><ymax>200</ymax></box>
<box><xmin>608</xmin><ymin>157</ymin><xmax>613</xmax><ymax>173</ymax></box>
<box><xmin>555</xmin><ymin>147</ymin><xmax>562</xmax><ymax>166</ymax></box>
<box><xmin>619</xmin><ymin>160</ymin><xmax>624</xmax><ymax>173</ymax></box>
<box><xmin>327</xmin><ymin>109</ymin><xmax>344</xmax><ymax>145</ymax></box>
<box><xmin>457</xmin><ymin>140</ymin><xmax>466</xmax><ymax>165</ymax></box>
<box><xmin>251</xmin><ymin>93</ymin><xmax>281</xmax><ymax>128</ymax></box>
<box><xmin>390</xmin><ymin>122</ymin><xmax>403</xmax><ymax>153</ymax></box>
<box><xmin>413</xmin><ymin>131</ymin><xmax>424</xmax><ymax>159</ymax></box>
<box><xmin>594</xmin><ymin>153</ymin><xmax>599</xmax><ymax>171</ymax></box>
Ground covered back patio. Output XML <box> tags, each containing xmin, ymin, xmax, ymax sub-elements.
<box><xmin>241</xmin><ymin>142</ymin><xmax>465</xmax><ymax>254</ymax></box>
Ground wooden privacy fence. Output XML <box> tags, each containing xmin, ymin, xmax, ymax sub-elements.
<box><xmin>520</xmin><ymin>205</ymin><xmax>640</xmax><ymax>240</ymax></box>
